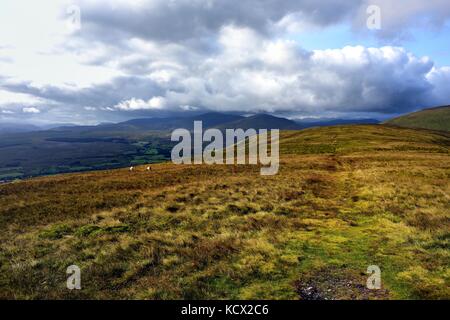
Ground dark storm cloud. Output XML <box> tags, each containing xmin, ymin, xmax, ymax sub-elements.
<box><xmin>74</xmin><ymin>0</ymin><xmax>450</xmax><ymax>47</ymax></box>
<box><xmin>75</xmin><ymin>0</ymin><xmax>361</xmax><ymax>44</ymax></box>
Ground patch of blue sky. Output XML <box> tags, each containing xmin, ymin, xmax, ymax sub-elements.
<box><xmin>288</xmin><ymin>22</ymin><xmax>450</xmax><ymax>67</ymax></box>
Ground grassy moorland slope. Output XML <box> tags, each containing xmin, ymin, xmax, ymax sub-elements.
<box><xmin>385</xmin><ymin>106</ymin><xmax>450</xmax><ymax>131</ymax></box>
<box><xmin>0</xmin><ymin>125</ymin><xmax>449</xmax><ymax>299</ymax></box>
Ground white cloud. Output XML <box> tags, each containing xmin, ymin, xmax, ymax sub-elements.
<box><xmin>180</xmin><ymin>105</ymin><xmax>199</xmax><ymax>111</ymax></box>
<box><xmin>427</xmin><ymin>66</ymin><xmax>450</xmax><ymax>105</ymax></box>
<box><xmin>0</xmin><ymin>89</ymin><xmax>44</xmax><ymax>105</ymax></box>
<box><xmin>140</xmin><ymin>31</ymin><xmax>440</xmax><ymax>114</ymax></box>
<box><xmin>113</xmin><ymin>96</ymin><xmax>167</xmax><ymax>111</ymax></box>
<box><xmin>22</xmin><ymin>107</ymin><xmax>41</xmax><ymax>113</ymax></box>
<box><xmin>149</xmin><ymin>70</ymin><xmax>175</xmax><ymax>84</ymax></box>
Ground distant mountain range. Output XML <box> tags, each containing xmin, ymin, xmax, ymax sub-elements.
<box><xmin>5</xmin><ymin>104</ymin><xmax>450</xmax><ymax>135</ymax></box>
<box><xmin>296</xmin><ymin>118</ymin><xmax>379</xmax><ymax>129</ymax></box>
<box><xmin>0</xmin><ymin>123</ymin><xmax>41</xmax><ymax>134</ymax></box>
<box><xmin>1</xmin><ymin>112</ymin><xmax>381</xmax><ymax>135</ymax></box>
<box><xmin>63</xmin><ymin>112</ymin><xmax>377</xmax><ymax>133</ymax></box>
<box><xmin>9</xmin><ymin>104</ymin><xmax>450</xmax><ymax>136</ymax></box>
<box><xmin>216</xmin><ymin>114</ymin><xmax>301</xmax><ymax>130</ymax></box>
<box><xmin>0</xmin><ymin>106</ymin><xmax>446</xmax><ymax>181</ymax></box>
<box><xmin>41</xmin><ymin>112</ymin><xmax>379</xmax><ymax>133</ymax></box>
<box><xmin>0</xmin><ymin>122</ymin><xmax>77</xmax><ymax>134</ymax></box>
<box><xmin>384</xmin><ymin>105</ymin><xmax>450</xmax><ymax>131</ymax></box>
<box><xmin>118</xmin><ymin>112</ymin><xmax>244</xmax><ymax>131</ymax></box>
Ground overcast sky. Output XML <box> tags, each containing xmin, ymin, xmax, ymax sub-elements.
<box><xmin>1</xmin><ymin>0</ymin><xmax>450</xmax><ymax>124</ymax></box>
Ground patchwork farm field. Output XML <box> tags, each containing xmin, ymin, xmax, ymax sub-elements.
<box><xmin>0</xmin><ymin>125</ymin><xmax>449</xmax><ymax>299</ymax></box>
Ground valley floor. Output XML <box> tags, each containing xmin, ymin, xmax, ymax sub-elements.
<box><xmin>0</xmin><ymin>125</ymin><xmax>449</xmax><ymax>299</ymax></box>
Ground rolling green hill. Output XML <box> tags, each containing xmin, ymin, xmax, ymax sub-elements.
<box><xmin>385</xmin><ymin>106</ymin><xmax>450</xmax><ymax>131</ymax></box>
<box><xmin>0</xmin><ymin>125</ymin><xmax>449</xmax><ymax>300</ymax></box>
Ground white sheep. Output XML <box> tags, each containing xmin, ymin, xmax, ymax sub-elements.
<box><xmin>146</xmin><ymin>166</ymin><xmax>151</xmax><ymax>171</ymax></box>
<box><xmin>129</xmin><ymin>166</ymin><xmax>134</xmax><ymax>172</ymax></box>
